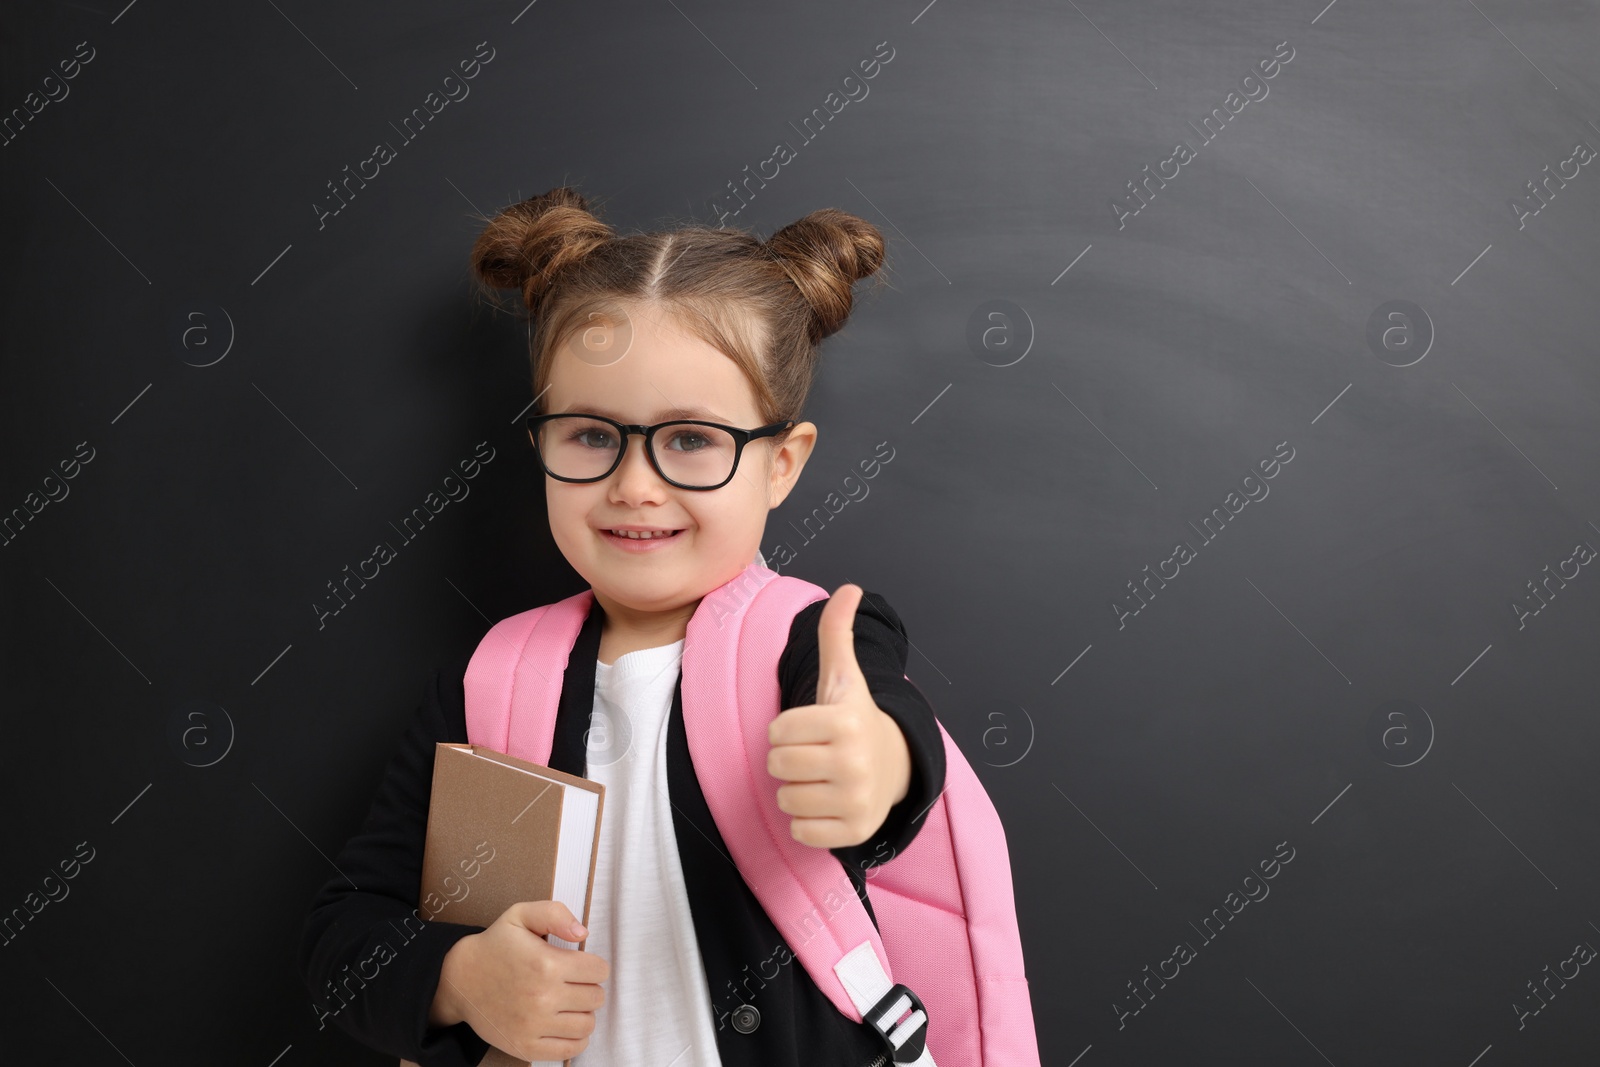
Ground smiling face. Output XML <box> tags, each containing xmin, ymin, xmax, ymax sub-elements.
<box><xmin>540</xmin><ymin>302</ymin><xmax>817</xmax><ymax>646</ymax></box>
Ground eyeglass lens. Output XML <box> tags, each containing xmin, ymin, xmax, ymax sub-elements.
<box><xmin>536</xmin><ymin>416</ymin><xmax>738</xmax><ymax>487</ymax></box>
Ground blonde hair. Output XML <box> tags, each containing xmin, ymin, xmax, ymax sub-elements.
<box><xmin>467</xmin><ymin>187</ymin><xmax>889</xmax><ymax>431</ymax></box>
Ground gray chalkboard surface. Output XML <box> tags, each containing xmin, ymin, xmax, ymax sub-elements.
<box><xmin>3</xmin><ymin>2</ymin><xmax>1597</xmax><ymax>1065</ymax></box>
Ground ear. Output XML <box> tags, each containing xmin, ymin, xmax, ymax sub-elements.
<box><xmin>766</xmin><ymin>421</ymin><xmax>817</xmax><ymax>509</ymax></box>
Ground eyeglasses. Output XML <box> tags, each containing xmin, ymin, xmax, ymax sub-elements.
<box><xmin>525</xmin><ymin>413</ymin><xmax>796</xmax><ymax>491</ymax></box>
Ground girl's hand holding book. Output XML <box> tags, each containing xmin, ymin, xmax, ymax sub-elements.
<box><xmin>767</xmin><ymin>583</ymin><xmax>914</xmax><ymax>849</ymax></box>
<box><xmin>428</xmin><ymin>899</ymin><xmax>610</xmax><ymax>1062</ymax></box>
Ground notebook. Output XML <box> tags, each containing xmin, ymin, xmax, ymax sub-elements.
<box><xmin>401</xmin><ymin>742</ymin><xmax>605</xmax><ymax>1067</ymax></box>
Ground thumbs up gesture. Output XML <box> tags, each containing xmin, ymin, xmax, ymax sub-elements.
<box><xmin>767</xmin><ymin>584</ymin><xmax>913</xmax><ymax>849</ymax></box>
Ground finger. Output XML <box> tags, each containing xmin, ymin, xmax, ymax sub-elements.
<box><xmin>510</xmin><ymin>899</ymin><xmax>580</xmax><ymax>937</ymax></box>
<box><xmin>563</xmin><ymin>966</ymin><xmax>611</xmax><ymax>991</ymax></box>
<box><xmin>775</xmin><ymin>779</ymin><xmax>846</xmax><ymax>818</ymax></box>
<box><xmin>768</xmin><ymin>702</ymin><xmax>852</xmax><ymax>748</ymax></box>
<box><xmin>541</xmin><ymin>948</ymin><xmax>596</xmax><ymax>982</ymax></box>
<box><xmin>538</xmin><ymin>1010</ymin><xmax>599</xmax><ymax>1042</ymax></box>
<box><xmin>815</xmin><ymin>583</ymin><xmax>868</xmax><ymax>706</ymax></box>
<box><xmin>788</xmin><ymin>815</ymin><xmax>854</xmax><ymax>849</ymax></box>
<box><xmin>568</xmin><ymin>982</ymin><xmax>606</xmax><ymax>1012</ymax></box>
<box><xmin>767</xmin><ymin>729</ymin><xmax>837</xmax><ymax>782</ymax></box>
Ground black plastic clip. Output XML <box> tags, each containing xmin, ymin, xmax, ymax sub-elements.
<box><xmin>865</xmin><ymin>982</ymin><xmax>928</xmax><ymax>1064</ymax></box>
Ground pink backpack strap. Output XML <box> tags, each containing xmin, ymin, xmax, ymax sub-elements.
<box><xmin>682</xmin><ymin>562</ymin><xmax>938</xmax><ymax>1066</ymax></box>
<box><xmin>888</xmin><ymin>726</ymin><xmax>1039</xmax><ymax>1066</ymax></box>
<box><xmin>462</xmin><ymin>586</ymin><xmax>594</xmax><ymax>765</ymax></box>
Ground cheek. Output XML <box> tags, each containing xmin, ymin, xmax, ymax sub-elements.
<box><xmin>697</xmin><ymin>487</ymin><xmax>763</xmax><ymax>532</ymax></box>
<box><xmin>707</xmin><ymin>514</ymin><xmax>764</xmax><ymax>562</ymax></box>
<box><xmin>547</xmin><ymin>489</ymin><xmax>594</xmax><ymax>540</ymax></box>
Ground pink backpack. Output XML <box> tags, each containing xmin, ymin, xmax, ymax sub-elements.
<box><xmin>462</xmin><ymin>560</ymin><xmax>1040</xmax><ymax>1066</ymax></box>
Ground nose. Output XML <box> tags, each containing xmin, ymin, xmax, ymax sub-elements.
<box><xmin>608</xmin><ymin>431</ymin><xmax>670</xmax><ymax>501</ymax></box>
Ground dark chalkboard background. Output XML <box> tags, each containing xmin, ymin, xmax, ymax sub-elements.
<box><xmin>3</xmin><ymin>1</ymin><xmax>1598</xmax><ymax>1064</ymax></box>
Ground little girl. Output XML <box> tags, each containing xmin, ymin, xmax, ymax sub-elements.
<box><xmin>297</xmin><ymin>188</ymin><xmax>948</xmax><ymax>1067</ymax></box>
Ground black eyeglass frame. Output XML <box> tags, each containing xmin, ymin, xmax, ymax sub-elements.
<box><xmin>525</xmin><ymin>413</ymin><xmax>797</xmax><ymax>491</ymax></box>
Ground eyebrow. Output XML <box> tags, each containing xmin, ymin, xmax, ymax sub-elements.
<box><xmin>555</xmin><ymin>404</ymin><xmax>730</xmax><ymax>423</ymax></box>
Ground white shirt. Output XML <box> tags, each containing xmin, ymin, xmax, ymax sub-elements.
<box><xmin>571</xmin><ymin>639</ymin><xmax>723</xmax><ymax>1067</ymax></box>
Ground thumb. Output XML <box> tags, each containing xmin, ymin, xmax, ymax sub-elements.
<box><xmin>512</xmin><ymin>899</ymin><xmax>588</xmax><ymax>940</ymax></box>
<box><xmin>815</xmin><ymin>583</ymin><xmax>868</xmax><ymax>706</ymax></box>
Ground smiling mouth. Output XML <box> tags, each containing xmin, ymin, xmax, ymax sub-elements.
<box><xmin>601</xmin><ymin>529</ymin><xmax>684</xmax><ymax>540</ymax></box>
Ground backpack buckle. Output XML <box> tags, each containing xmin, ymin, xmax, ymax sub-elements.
<box><xmin>865</xmin><ymin>982</ymin><xmax>928</xmax><ymax>1064</ymax></box>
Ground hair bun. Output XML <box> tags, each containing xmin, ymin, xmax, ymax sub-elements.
<box><xmin>469</xmin><ymin>187</ymin><xmax>615</xmax><ymax>315</ymax></box>
<box><xmin>763</xmin><ymin>208</ymin><xmax>886</xmax><ymax>341</ymax></box>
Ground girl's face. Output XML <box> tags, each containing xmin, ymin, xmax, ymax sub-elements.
<box><xmin>540</xmin><ymin>304</ymin><xmax>817</xmax><ymax>638</ymax></box>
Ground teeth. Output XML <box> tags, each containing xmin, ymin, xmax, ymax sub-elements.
<box><xmin>609</xmin><ymin>529</ymin><xmax>677</xmax><ymax>539</ymax></box>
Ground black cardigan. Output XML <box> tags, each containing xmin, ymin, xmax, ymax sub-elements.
<box><xmin>297</xmin><ymin>590</ymin><xmax>947</xmax><ymax>1067</ymax></box>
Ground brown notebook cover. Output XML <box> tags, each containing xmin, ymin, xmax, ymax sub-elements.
<box><xmin>401</xmin><ymin>742</ymin><xmax>605</xmax><ymax>1067</ymax></box>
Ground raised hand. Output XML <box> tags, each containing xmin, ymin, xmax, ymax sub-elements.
<box><xmin>766</xmin><ymin>583</ymin><xmax>912</xmax><ymax>849</ymax></box>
